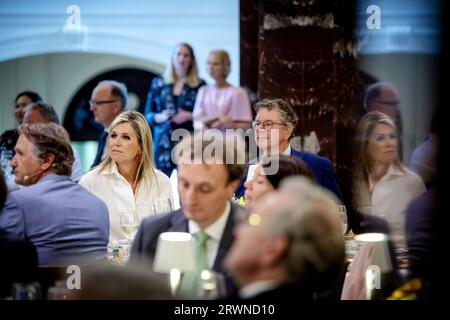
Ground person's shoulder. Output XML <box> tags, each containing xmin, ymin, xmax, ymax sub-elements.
<box><xmin>152</xmin><ymin>168</ymin><xmax>171</xmax><ymax>183</ymax></box>
<box><xmin>292</xmin><ymin>149</ymin><xmax>332</xmax><ymax>166</ymax></box>
<box><xmin>401</xmin><ymin>166</ymin><xmax>426</xmax><ymax>185</ymax></box>
<box><xmin>151</xmin><ymin>76</ymin><xmax>165</xmax><ymax>88</ymax></box>
<box><xmin>140</xmin><ymin>210</ymin><xmax>180</xmax><ymax>231</ymax></box>
<box><xmin>79</xmin><ymin>166</ymin><xmax>103</xmax><ymax>184</ymax></box>
<box><xmin>230</xmin><ymin>202</ymin><xmax>248</xmax><ymax>221</ymax></box>
<box><xmin>232</xmin><ymin>86</ymin><xmax>249</xmax><ymax>96</ymax></box>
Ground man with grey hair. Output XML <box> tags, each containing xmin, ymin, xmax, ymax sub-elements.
<box><xmin>90</xmin><ymin>80</ymin><xmax>128</xmax><ymax>167</ymax></box>
<box><xmin>131</xmin><ymin>132</ymin><xmax>247</xmax><ymax>298</ymax></box>
<box><xmin>0</xmin><ymin>122</ymin><xmax>109</xmax><ymax>265</ymax></box>
<box><xmin>23</xmin><ymin>102</ymin><xmax>83</xmax><ymax>181</ymax></box>
<box><xmin>224</xmin><ymin>176</ymin><xmax>345</xmax><ymax>300</ymax></box>
<box><xmin>235</xmin><ymin>98</ymin><xmax>342</xmax><ymax>200</ymax></box>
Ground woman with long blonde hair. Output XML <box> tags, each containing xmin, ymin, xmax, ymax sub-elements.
<box><xmin>352</xmin><ymin>111</ymin><xmax>425</xmax><ymax>242</ymax></box>
<box><xmin>144</xmin><ymin>43</ymin><xmax>206</xmax><ymax>177</ymax></box>
<box><xmin>80</xmin><ymin>111</ymin><xmax>173</xmax><ymax>243</ymax></box>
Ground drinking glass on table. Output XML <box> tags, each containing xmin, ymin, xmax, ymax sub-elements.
<box><xmin>339</xmin><ymin>205</ymin><xmax>348</xmax><ymax>235</ymax></box>
<box><xmin>120</xmin><ymin>211</ymin><xmax>139</xmax><ymax>242</ymax></box>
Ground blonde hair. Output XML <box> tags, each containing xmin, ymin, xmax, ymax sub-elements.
<box><xmin>352</xmin><ymin>111</ymin><xmax>404</xmax><ymax>200</ymax></box>
<box><xmin>163</xmin><ymin>43</ymin><xmax>201</xmax><ymax>87</ymax></box>
<box><xmin>99</xmin><ymin>111</ymin><xmax>156</xmax><ymax>191</ymax></box>
<box><xmin>208</xmin><ymin>49</ymin><xmax>231</xmax><ymax>78</ymax></box>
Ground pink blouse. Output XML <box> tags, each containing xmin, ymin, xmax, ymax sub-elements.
<box><xmin>193</xmin><ymin>85</ymin><xmax>253</xmax><ymax>122</ymax></box>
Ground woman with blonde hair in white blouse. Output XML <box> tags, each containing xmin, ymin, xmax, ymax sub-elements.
<box><xmin>80</xmin><ymin>111</ymin><xmax>173</xmax><ymax>243</ymax></box>
<box><xmin>352</xmin><ymin>111</ymin><xmax>425</xmax><ymax>244</ymax></box>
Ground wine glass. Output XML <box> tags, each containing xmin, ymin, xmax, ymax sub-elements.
<box><xmin>339</xmin><ymin>205</ymin><xmax>348</xmax><ymax>235</ymax></box>
<box><xmin>120</xmin><ymin>211</ymin><xmax>139</xmax><ymax>242</ymax></box>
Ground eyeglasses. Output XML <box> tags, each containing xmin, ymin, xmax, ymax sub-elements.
<box><xmin>89</xmin><ymin>99</ymin><xmax>117</xmax><ymax>107</ymax></box>
<box><xmin>251</xmin><ymin>120</ymin><xmax>286</xmax><ymax>129</ymax></box>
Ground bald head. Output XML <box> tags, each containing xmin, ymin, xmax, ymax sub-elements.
<box><xmin>364</xmin><ymin>82</ymin><xmax>400</xmax><ymax>120</ymax></box>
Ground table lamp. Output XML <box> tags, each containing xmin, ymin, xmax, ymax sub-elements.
<box><xmin>153</xmin><ymin>232</ymin><xmax>196</xmax><ymax>296</ymax></box>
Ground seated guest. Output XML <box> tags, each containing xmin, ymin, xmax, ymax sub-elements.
<box><xmin>0</xmin><ymin>169</ymin><xmax>39</xmax><ymax>298</ymax></box>
<box><xmin>224</xmin><ymin>176</ymin><xmax>345</xmax><ymax>300</ymax></box>
<box><xmin>90</xmin><ymin>80</ymin><xmax>127</xmax><ymax>168</ymax></box>
<box><xmin>244</xmin><ymin>155</ymin><xmax>314</xmax><ymax>209</ymax></box>
<box><xmin>0</xmin><ymin>90</ymin><xmax>43</xmax><ymax>153</ymax></box>
<box><xmin>0</xmin><ymin>123</ymin><xmax>109</xmax><ymax>265</ymax></box>
<box><xmin>364</xmin><ymin>82</ymin><xmax>403</xmax><ymax>160</ymax></box>
<box><xmin>23</xmin><ymin>102</ymin><xmax>83</xmax><ymax>181</ymax></box>
<box><xmin>130</xmin><ymin>132</ymin><xmax>247</xmax><ymax>298</ymax></box>
<box><xmin>405</xmin><ymin>186</ymin><xmax>438</xmax><ymax>299</ymax></box>
<box><xmin>80</xmin><ymin>111</ymin><xmax>173</xmax><ymax>244</ymax></box>
<box><xmin>409</xmin><ymin>107</ymin><xmax>441</xmax><ymax>189</ymax></box>
<box><xmin>234</xmin><ymin>98</ymin><xmax>342</xmax><ymax>200</ymax></box>
<box><xmin>193</xmin><ymin>49</ymin><xmax>253</xmax><ymax>131</ymax></box>
<box><xmin>352</xmin><ymin>111</ymin><xmax>425</xmax><ymax>244</ymax></box>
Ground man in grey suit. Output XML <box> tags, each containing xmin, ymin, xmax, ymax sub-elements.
<box><xmin>0</xmin><ymin>122</ymin><xmax>109</xmax><ymax>265</ymax></box>
<box><xmin>131</xmin><ymin>132</ymin><xmax>247</xmax><ymax>297</ymax></box>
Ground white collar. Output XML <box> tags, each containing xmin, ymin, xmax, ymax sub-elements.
<box><xmin>282</xmin><ymin>145</ymin><xmax>291</xmax><ymax>156</ymax></box>
<box><xmin>188</xmin><ymin>201</ymin><xmax>231</xmax><ymax>242</ymax></box>
<box><xmin>239</xmin><ymin>280</ymin><xmax>280</xmax><ymax>299</ymax></box>
<box><xmin>382</xmin><ymin>163</ymin><xmax>405</xmax><ymax>179</ymax></box>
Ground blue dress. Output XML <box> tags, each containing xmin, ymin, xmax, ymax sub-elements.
<box><xmin>144</xmin><ymin>76</ymin><xmax>205</xmax><ymax>176</ymax></box>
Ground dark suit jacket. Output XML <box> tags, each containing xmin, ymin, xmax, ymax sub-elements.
<box><xmin>0</xmin><ymin>230</ymin><xmax>38</xmax><ymax>298</ymax></box>
<box><xmin>234</xmin><ymin>148</ymin><xmax>343</xmax><ymax>201</ymax></box>
<box><xmin>130</xmin><ymin>202</ymin><xmax>247</xmax><ymax>296</ymax></box>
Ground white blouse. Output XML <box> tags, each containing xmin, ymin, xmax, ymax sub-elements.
<box><xmin>355</xmin><ymin>164</ymin><xmax>426</xmax><ymax>243</ymax></box>
<box><xmin>79</xmin><ymin>162</ymin><xmax>174</xmax><ymax>242</ymax></box>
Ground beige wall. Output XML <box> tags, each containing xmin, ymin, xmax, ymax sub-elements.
<box><xmin>358</xmin><ymin>53</ymin><xmax>439</xmax><ymax>163</ymax></box>
<box><xmin>0</xmin><ymin>52</ymin><xmax>163</xmax><ymax>132</ymax></box>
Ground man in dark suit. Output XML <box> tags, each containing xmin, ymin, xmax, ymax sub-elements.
<box><xmin>234</xmin><ymin>98</ymin><xmax>342</xmax><ymax>200</ymax></box>
<box><xmin>130</xmin><ymin>132</ymin><xmax>247</xmax><ymax>298</ymax></box>
<box><xmin>89</xmin><ymin>80</ymin><xmax>127</xmax><ymax>168</ymax></box>
<box><xmin>224</xmin><ymin>176</ymin><xmax>345</xmax><ymax>301</ymax></box>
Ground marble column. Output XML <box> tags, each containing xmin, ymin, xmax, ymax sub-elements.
<box><xmin>240</xmin><ymin>0</ymin><xmax>366</xmax><ymax>207</ymax></box>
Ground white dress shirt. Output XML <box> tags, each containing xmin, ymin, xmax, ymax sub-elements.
<box><xmin>188</xmin><ymin>201</ymin><xmax>231</xmax><ymax>269</ymax></box>
<box><xmin>355</xmin><ymin>164</ymin><xmax>426</xmax><ymax>242</ymax></box>
<box><xmin>79</xmin><ymin>161</ymin><xmax>174</xmax><ymax>243</ymax></box>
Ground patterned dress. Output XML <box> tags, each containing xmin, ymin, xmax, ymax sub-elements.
<box><xmin>144</xmin><ymin>76</ymin><xmax>205</xmax><ymax>176</ymax></box>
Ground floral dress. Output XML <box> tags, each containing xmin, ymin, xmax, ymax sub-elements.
<box><xmin>144</xmin><ymin>76</ymin><xmax>205</xmax><ymax>176</ymax></box>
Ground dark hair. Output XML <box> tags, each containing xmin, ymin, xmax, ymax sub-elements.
<box><xmin>261</xmin><ymin>155</ymin><xmax>315</xmax><ymax>189</ymax></box>
<box><xmin>18</xmin><ymin>123</ymin><xmax>74</xmax><ymax>176</ymax></box>
<box><xmin>27</xmin><ymin>102</ymin><xmax>60</xmax><ymax>124</ymax></box>
<box><xmin>0</xmin><ymin>169</ymin><xmax>7</xmax><ymax>210</ymax></box>
<box><xmin>15</xmin><ymin>91</ymin><xmax>43</xmax><ymax>104</ymax></box>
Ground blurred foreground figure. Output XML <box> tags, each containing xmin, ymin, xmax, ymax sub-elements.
<box><xmin>74</xmin><ymin>263</ymin><xmax>172</xmax><ymax>300</ymax></box>
<box><xmin>225</xmin><ymin>176</ymin><xmax>345</xmax><ymax>301</ymax></box>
